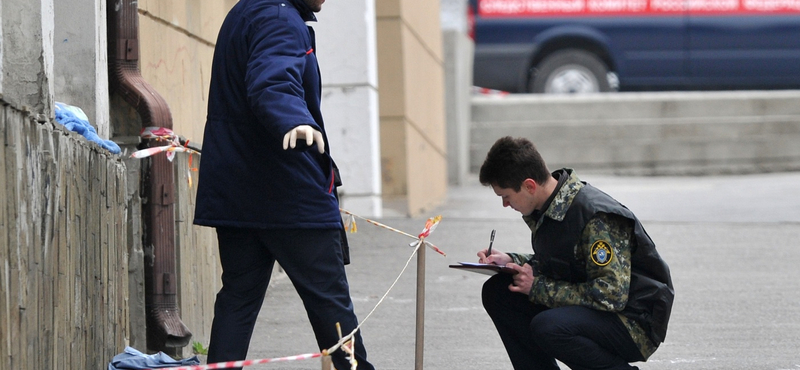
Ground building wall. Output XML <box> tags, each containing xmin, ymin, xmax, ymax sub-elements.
<box><xmin>376</xmin><ymin>0</ymin><xmax>448</xmax><ymax>216</ymax></box>
<box><xmin>137</xmin><ymin>0</ymin><xmax>236</xmax><ymax>144</ymax></box>
<box><xmin>1</xmin><ymin>0</ymin><xmax>54</xmax><ymax>118</ymax></box>
<box><xmin>443</xmin><ymin>30</ymin><xmax>473</xmax><ymax>186</ymax></box>
<box><xmin>137</xmin><ymin>0</ymin><xmax>235</xmax><ymax>356</ymax></box>
<box><xmin>53</xmin><ymin>0</ymin><xmax>110</xmax><ymax>139</ymax></box>
<box><xmin>2</xmin><ymin>87</ymin><xmax>128</xmax><ymax>370</ymax></box>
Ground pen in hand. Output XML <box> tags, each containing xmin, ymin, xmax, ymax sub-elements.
<box><xmin>486</xmin><ymin>229</ymin><xmax>496</xmax><ymax>259</ymax></box>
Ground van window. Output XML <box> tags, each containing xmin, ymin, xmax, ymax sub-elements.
<box><xmin>470</xmin><ymin>0</ymin><xmax>800</xmax><ymax>93</ymax></box>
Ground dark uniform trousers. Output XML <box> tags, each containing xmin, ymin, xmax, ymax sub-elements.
<box><xmin>207</xmin><ymin>227</ymin><xmax>374</xmax><ymax>370</ymax></box>
<box><xmin>482</xmin><ymin>274</ymin><xmax>644</xmax><ymax>370</ymax></box>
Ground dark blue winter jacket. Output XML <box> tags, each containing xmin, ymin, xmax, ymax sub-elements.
<box><xmin>194</xmin><ymin>0</ymin><xmax>342</xmax><ymax>229</ymax></box>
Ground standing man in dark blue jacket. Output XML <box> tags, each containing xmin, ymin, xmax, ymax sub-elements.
<box><xmin>194</xmin><ymin>0</ymin><xmax>374</xmax><ymax>369</ymax></box>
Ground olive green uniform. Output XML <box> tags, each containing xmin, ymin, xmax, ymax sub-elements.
<box><xmin>508</xmin><ymin>170</ymin><xmax>660</xmax><ymax>359</ymax></box>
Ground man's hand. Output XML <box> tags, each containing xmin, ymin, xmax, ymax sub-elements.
<box><xmin>507</xmin><ymin>263</ymin><xmax>535</xmax><ymax>295</ymax></box>
<box><xmin>283</xmin><ymin>125</ymin><xmax>325</xmax><ymax>154</ymax></box>
<box><xmin>478</xmin><ymin>248</ymin><xmax>511</xmax><ymax>266</ymax></box>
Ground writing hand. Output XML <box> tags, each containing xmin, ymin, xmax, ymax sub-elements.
<box><xmin>283</xmin><ymin>125</ymin><xmax>325</xmax><ymax>154</ymax></box>
<box><xmin>478</xmin><ymin>248</ymin><xmax>511</xmax><ymax>265</ymax></box>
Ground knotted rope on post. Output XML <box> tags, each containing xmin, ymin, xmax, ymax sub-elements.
<box><xmin>129</xmin><ymin>127</ymin><xmax>200</xmax><ymax>187</ymax></box>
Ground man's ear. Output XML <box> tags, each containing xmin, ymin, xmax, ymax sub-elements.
<box><xmin>522</xmin><ymin>178</ymin><xmax>537</xmax><ymax>194</ymax></box>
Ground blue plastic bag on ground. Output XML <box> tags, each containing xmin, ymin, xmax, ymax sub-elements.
<box><xmin>108</xmin><ymin>346</ymin><xmax>200</xmax><ymax>370</ymax></box>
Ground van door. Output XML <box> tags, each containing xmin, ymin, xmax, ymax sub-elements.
<box><xmin>688</xmin><ymin>1</ymin><xmax>800</xmax><ymax>89</ymax></box>
<box><xmin>612</xmin><ymin>15</ymin><xmax>688</xmax><ymax>89</ymax></box>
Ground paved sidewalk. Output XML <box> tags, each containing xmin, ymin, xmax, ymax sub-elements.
<box><xmin>248</xmin><ymin>172</ymin><xmax>800</xmax><ymax>370</ymax></box>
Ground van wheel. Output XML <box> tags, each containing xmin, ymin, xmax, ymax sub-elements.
<box><xmin>530</xmin><ymin>49</ymin><xmax>613</xmax><ymax>94</ymax></box>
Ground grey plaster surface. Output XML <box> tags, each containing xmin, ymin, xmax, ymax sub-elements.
<box><xmin>247</xmin><ymin>171</ymin><xmax>800</xmax><ymax>369</ymax></box>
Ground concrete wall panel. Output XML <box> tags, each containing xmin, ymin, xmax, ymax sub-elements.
<box><xmin>139</xmin><ymin>16</ymin><xmax>215</xmax><ymax>143</ymax></box>
<box><xmin>138</xmin><ymin>0</ymin><xmax>237</xmax><ymax>43</ymax></box>
<box><xmin>1</xmin><ymin>102</ymin><xmax>129</xmax><ymax>370</ymax></box>
<box><xmin>400</xmin><ymin>0</ymin><xmax>443</xmax><ymax>62</ymax></box>
<box><xmin>376</xmin><ymin>19</ymin><xmax>406</xmax><ymax>118</ymax></box>
<box><xmin>405</xmin><ymin>123</ymin><xmax>447</xmax><ymax>215</ymax></box>
<box><xmin>377</xmin><ymin>0</ymin><xmax>447</xmax><ymax>215</ymax></box>
<box><xmin>2</xmin><ymin>0</ymin><xmax>54</xmax><ymax>117</ymax></box>
<box><xmin>402</xmin><ymin>25</ymin><xmax>446</xmax><ymax>152</ymax></box>
<box><xmin>323</xmin><ymin>86</ymin><xmax>383</xmax><ymax>216</ymax></box>
<box><xmin>471</xmin><ymin>91</ymin><xmax>800</xmax><ymax>175</ymax></box>
<box><xmin>380</xmin><ymin>117</ymin><xmax>409</xmax><ymax>198</ymax></box>
<box><xmin>136</xmin><ymin>1</ymin><xmax>232</xmax><ymax>356</ymax></box>
<box><xmin>316</xmin><ymin>1</ymin><xmax>378</xmax><ymax>87</ymax></box>
<box><xmin>315</xmin><ymin>0</ymin><xmax>383</xmax><ymax>217</ymax></box>
<box><xmin>54</xmin><ymin>0</ymin><xmax>109</xmax><ymax>138</ymax></box>
<box><xmin>443</xmin><ymin>30</ymin><xmax>473</xmax><ymax>185</ymax></box>
<box><xmin>376</xmin><ymin>0</ymin><xmax>401</xmax><ymax>17</ymax></box>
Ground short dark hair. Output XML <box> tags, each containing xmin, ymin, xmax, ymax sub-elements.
<box><xmin>479</xmin><ymin>136</ymin><xmax>550</xmax><ymax>191</ymax></box>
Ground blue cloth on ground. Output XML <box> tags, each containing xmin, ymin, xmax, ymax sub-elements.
<box><xmin>108</xmin><ymin>346</ymin><xmax>200</xmax><ymax>370</ymax></box>
<box><xmin>54</xmin><ymin>102</ymin><xmax>121</xmax><ymax>154</ymax></box>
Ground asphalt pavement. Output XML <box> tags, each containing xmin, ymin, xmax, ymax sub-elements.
<box><xmin>247</xmin><ymin>171</ymin><xmax>800</xmax><ymax>370</ymax></box>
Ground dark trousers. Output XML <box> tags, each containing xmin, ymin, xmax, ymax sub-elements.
<box><xmin>482</xmin><ymin>274</ymin><xmax>644</xmax><ymax>370</ymax></box>
<box><xmin>206</xmin><ymin>227</ymin><xmax>374</xmax><ymax>370</ymax></box>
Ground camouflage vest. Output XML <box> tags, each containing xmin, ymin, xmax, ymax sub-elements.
<box><xmin>532</xmin><ymin>183</ymin><xmax>674</xmax><ymax>344</ymax></box>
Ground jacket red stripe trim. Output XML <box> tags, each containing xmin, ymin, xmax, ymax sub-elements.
<box><xmin>328</xmin><ymin>169</ymin><xmax>335</xmax><ymax>193</ymax></box>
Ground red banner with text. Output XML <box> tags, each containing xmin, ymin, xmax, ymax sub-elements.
<box><xmin>479</xmin><ymin>0</ymin><xmax>800</xmax><ymax>17</ymax></box>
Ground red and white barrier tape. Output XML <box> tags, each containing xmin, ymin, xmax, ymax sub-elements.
<box><xmin>471</xmin><ymin>86</ymin><xmax>510</xmax><ymax>96</ymax></box>
<box><xmin>147</xmin><ymin>352</ymin><xmax>322</xmax><ymax>370</ymax></box>
<box><xmin>147</xmin><ymin>213</ymin><xmax>441</xmax><ymax>370</ymax></box>
<box><xmin>129</xmin><ymin>127</ymin><xmax>200</xmax><ymax>187</ymax></box>
<box><xmin>340</xmin><ymin>209</ymin><xmax>446</xmax><ymax>256</ymax></box>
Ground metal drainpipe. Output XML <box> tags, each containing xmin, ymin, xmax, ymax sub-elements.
<box><xmin>107</xmin><ymin>0</ymin><xmax>192</xmax><ymax>351</ymax></box>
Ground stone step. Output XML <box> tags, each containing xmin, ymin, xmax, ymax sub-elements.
<box><xmin>470</xmin><ymin>91</ymin><xmax>800</xmax><ymax>175</ymax></box>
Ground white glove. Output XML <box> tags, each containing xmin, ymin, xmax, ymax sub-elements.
<box><xmin>282</xmin><ymin>125</ymin><xmax>325</xmax><ymax>154</ymax></box>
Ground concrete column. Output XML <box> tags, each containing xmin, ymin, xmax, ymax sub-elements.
<box><xmin>1</xmin><ymin>0</ymin><xmax>55</xmax><ymax>118</ymax></box>
<box><xmin>316</xmin><ymin>1</ymin><xmax>384</xmax><ymax>218</ymax></box>
<box><xmin>443</xmin><ymin>30</ymin><xmax>473</xmax><ymax>186</ymax></box>
<box><xmin>0</xmin><ymin>1</ymin><xmax>3</xmax><ymax>92</ymax></box>
<box><xmin>441</xmin><ymin>0</ymin><xmax>473</xmax><ymax>185</ymax></box>
<box><xmin>376</xmin><ymin>0</ymin><xmax>448</xmax><ymax>216</ymax></box>
<box><xmin>440</xmin><ymin>0</ymin><xmax>468</xmax><ymax>33</ymax></box>
<box><xmin>54</xmin><ymin>0</ymin><xmax>110</xmax><ymax>139</ymax></box>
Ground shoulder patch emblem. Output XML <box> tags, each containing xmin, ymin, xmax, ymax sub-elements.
<box><xmin>590</xmin><ymin>240</ymin><xmax>613</xmax><ymax>266</ymax></box>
